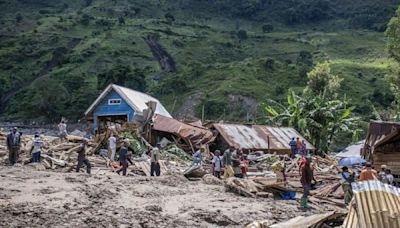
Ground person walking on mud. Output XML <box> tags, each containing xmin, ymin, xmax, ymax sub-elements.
<box><xmin>117</xmin><ymin>140</ymin><xmax>133</xmax><ymax>176</ymax></box>
<box><xmin>7</xmin><ymin>127</ymin><xmax>21</xmax><ymax>165</ymax></box>
<box><xmin>76</xmin><ymin>140</ymin><xmax>91</xmax><ymax>174</ymax></box>
<box><xmin>150</xmin><ymin>143</ymin><xmax>161</xmax><ymax>176</ymax></box>
<box><xmin>300</xmin><ymin>156</ymin><xmax>313</xmax><ymax>209</ymax></box>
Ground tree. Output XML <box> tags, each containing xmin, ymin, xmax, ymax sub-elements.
<box><xmin>237</xmin><ymin>29</ymin><xmax>248</xmax><ymax>41</ymax></box>
<box><xmin>118</xmin><ymin>16</ymin><xmax>125</xmax><ymax>25</ymax></box>
<box><xmin>15</xmin><ymin>13</ymin><xmax>23</xmax><ymax>23</ymax></box>
<box><xmin>384</xmin><ymin>8</ymin><xmax>400</xmax><ymax>120</ymax></box>
<box><xmin>261</xmin><ymin>63</ymin><xmax>361</xmax><ymax>154</ymax></box>
<box><xmin>165</xmin><ymin>12</ymin><xmax>175</xmax><ymax>24</ymax></box>
<box><xmin>305</xmin><ymin>62</ymin><xmax>343</xmax><ymax>98</ymax></box>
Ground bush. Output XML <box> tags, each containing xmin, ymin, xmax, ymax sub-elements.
<box><xmin>262</xmin><ymin>24</ymin><xmax>274</xmax><ymax>33</ymax></box>
<box><xmin>165</xmin><ymin>12</ymin><xmax>175</xmax><ymax>23</ymax></box>
<box><xmin>15</xmin><ymin>13</ymin><xmax>23</xmax><ymax>23</ymax></box>
<box><xmin>237</xmin><ymin>29</ymin><xmax>248</xmax><ymax>41</ymax></box>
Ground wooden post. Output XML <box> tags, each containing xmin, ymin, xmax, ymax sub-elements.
<box><xmin>267</xmin><ymin>136</ymin><xmax>270</xmax><ymax>154</ymax></box>
<box><xmin>202</xmin><ymin>104</ymin><xmax>205</xmax><ymax>122</ymax></box>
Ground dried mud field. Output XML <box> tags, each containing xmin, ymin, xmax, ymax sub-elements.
<box><xmin>0</xmin><ymin>165</ymin><xmax>330</xmax><ymax>227</ymax></box>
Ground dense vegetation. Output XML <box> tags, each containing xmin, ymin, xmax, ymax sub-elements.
<box><xmin>0</xmin><ymin>0</ymin><xmax>399</xmax><ymax>135</ymax></box>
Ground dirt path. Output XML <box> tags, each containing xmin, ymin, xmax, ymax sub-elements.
<box><xmin>0</xmin><ymin>165</ymin><xmax>333</xmax><ymax>227</ymax></box>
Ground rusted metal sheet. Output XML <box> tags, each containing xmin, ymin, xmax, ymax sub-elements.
<box><xmin>152</xmin><ymin>114</ymin><xmax>214</xmax><ymax>147</ymax></box>
<box><xmin>265</xmin><ymin>126</ymin><xmax>315</xmax><ymax>150</ymax></box>
<box><xmin>213</xmin><ymin>124</ymin><xmax>315</xmax><ymax>152</ymax></box>
<box><xmin>363</xmin><ymin>121</ymin><xmax>400</xmax><ymax>160</ymax></box>
<box><xmin>343</xmin><ymin>180</ymin><xmax>400</xmax><ymax>228</ymax></box>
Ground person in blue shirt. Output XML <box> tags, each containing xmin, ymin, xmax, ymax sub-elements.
<box><xmin>340</xmin><ymin>166</ymin><xmax>354</xmax><ymax>205</ymax></box>
<box><xmin>192</xmin><ymin>147</ymin><xmax>204</xmax><ymax>166</ymax></box>
<box><xmin>289</xmin><ymin>138</ymin><xmax>296</xmax><ymax>158</ymax></box>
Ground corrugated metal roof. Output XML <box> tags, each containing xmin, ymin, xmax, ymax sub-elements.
<box><xmin>152</xmin><ymin>114</ymin><xmax>214</xmax><ymax>147</ymax></box>
<box><xmin>343</xmin><ymin>180</ymin><xmax>400</xmax><ymax>228</ymax></box>
<box><xmin>213</xmin><ymin>124</ymin><xmax>315</xmax><ymax>151</ymax></box>
<box><xmin>85</xmin><ymin>84</ymin><xmax>171</xmax><ymax>118</ymax></box>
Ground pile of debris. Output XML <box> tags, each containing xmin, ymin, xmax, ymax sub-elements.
<box><xmin>225</xmin><ymin>153</ymin><xmax>346</xmax><ymax>211</ymax></box>
<box><xmin>0</xmin><ymin>129</ymin><xmax>99</xmax><ymax>170</ymax></box>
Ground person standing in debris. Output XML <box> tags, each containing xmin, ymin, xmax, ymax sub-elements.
<box><xmin>76</xmin><ymin>140</ymin><xmax>91</xmax><ymax>174</ymax></box>
<box><xmin>378</xmin><ymin>165</ymin><xmax>388</xmax><ymax>183</ymax></box>
<box><xmin>359</xmin><ymin>162</ymin><xmax>377</xmax><ymax>181</ymax></box>
<box><xmin>212</xmin><ymin>150</ymin><xmax>222</xmax><ymax>178</ymax></box>
<box><xmin>192</xmin><ymin>147</ymin><xmax>203</xmax><ymax>166</ymax></box>
<box><xmin>300</xmin><ymin>140</ymin><xmax>307</xmax><ymax>156</ymax></box>
<box><xmin>117</xmin><ymin>140</ymin><xmax>133</xmax><ymax>176</ymax></box>
<box><xmin>232</xmin><ymin>150</ymin><xmax>242</xmax><ymax>178</ymax></box>
<box><xmin>150</xmin><ymin>143</ymin><xmax>161</xmax><ymax>176</ymax></box>
<box><xmin>340</xmin><ymin>166</ymin><xmax>354</xmax><ymax>205</ymax></box>
<box><xmin>240</xmin><ymin>154</ymin><xmax>249</xmax><ymax>178</ymax></box>
<box><xmin>108</xmin><ymin>134</ymin><xmax>117</xmax><ymax>161</ymax></box>
<box><xmin>296</xmin><ymin>137</ymin><xmax>302</xmax><ymax>155</ymax></box>
<box><xmin>6</xmin><ymin>127</ymin><xmax>21</xmax><ymax>165</ymax></box>
<box><xmin>31</xmin><ymin>133</ymin><xmax>43</xmax><ymax>163</ymax></box>
<box><xmin>386</xmin><ymin>169</ymin><xmax>394</xmax><ymax>185</ymax></box>
<box><xmin>289</xmin><ymin>138</ymin><xmax>296</xmax><ymax>158</ymax></box>
<box><xmin>300</xmin><ymin>156</ymin><xmax>313</xmax><ymax>209</ymax></box>
<box><xmin>58</xmin><ymin>120</ymin><xmax>68</xmax><ymax>142</ymax></box>
<box><xmin>223</xmin><ymin>147</ymin><xmax>235</xmax><ymax>179</ymax></box>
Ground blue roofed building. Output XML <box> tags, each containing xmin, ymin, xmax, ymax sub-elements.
<box><xmin>85</xmin><ymin>84</ymin><xmax>171</xmax><ymax>131</ymax></box>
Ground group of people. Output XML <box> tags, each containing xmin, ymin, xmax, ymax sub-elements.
<box><xmin>209</xmin><ymin>147</ymin><xmax>249</xmax><ymax>179</ymax></box>
<box><xmin>340</xmin><ymin>162</ymin><xmax>397</xmax><ymax>205</ymax></box>
<box><xmin>289</xmin><ymin>137</ymin><xmax>307</xmax><ymax>157</ymax></box>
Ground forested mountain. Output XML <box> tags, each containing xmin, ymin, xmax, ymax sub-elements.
<box><xmin>0</xmin><ymin>0</ymin><xmax>399</xmax><ymax>122</ymax></box>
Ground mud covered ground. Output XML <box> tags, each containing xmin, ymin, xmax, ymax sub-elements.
<box><xmin>0</xmin><ymin>165</ymin><xmax>334</xmax><ymax>227</ymax></box>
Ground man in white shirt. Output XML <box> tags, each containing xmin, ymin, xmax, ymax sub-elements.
<box><xmin>31</xmin><ymin>133</ymin><xmax>43</xmax><ymax>163</ymax></box>
<box><xmin>58</xmin><ymin>121</ymin><xmax>67</xmax><ymax>142</ymax></box>
<box><xmin>212</xmin><ymin>150</ymin><xmax>222</xmax><ymax>178</ymax></box>
<box><xmin>108</xmin><ymin>134</ymin><xmax>117</xmax><ymax>161</ymax></box>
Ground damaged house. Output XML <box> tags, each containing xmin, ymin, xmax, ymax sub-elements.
<box><xmin>211</xmin><ymin>123</ymin><xmax>315</xmax><ymax>154</ymax></box>
<box><xmin>85</xmin><ymin>84</ymin><xmax>171</xmax><ymax>131</ymax></box>
<box><xmin>362</xmin><ymin>121</ymin><xmax>400</xmax><ymax>179</ymax></box>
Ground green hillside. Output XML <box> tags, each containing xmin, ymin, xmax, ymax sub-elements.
<box><xmin>0</xmin><ymin>0</ymin><xmax>398</xmax><ymax>122</ymax></box>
